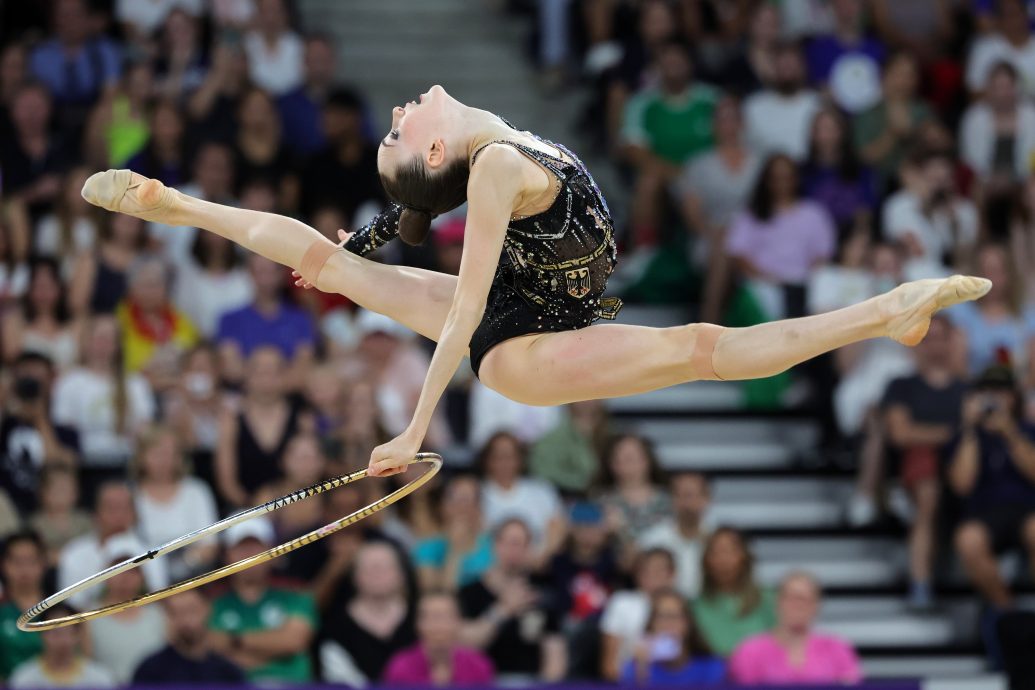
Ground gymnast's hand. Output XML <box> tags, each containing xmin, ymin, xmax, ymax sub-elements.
<box><xmin>292</xmin><ymin>228</ymin><xmax>353</xmax><ymax>289</ymax></box>
<box><xmin>368</xmin><ymin>430</ymin><xmax>422</xmax><ymax>477</ymax></box>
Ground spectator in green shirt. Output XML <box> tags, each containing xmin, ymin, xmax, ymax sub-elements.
<box><xmin>693</xmin><ymin>527</ymin><xmax>776</xmax><ymax>657</ymax></box>
<box><xmin>207</xmin><ymin>517</ymin><xmax>317</xmax><ymax>683</ymax></box>
<box><xmin>620</xmin><ymin>39</ymin><xmax>718</xmax><ymax>248</ymax></box>
<box><xmin>0</xmin><ymin>531</ymin><xmax>47</xmax><ymax>680</ymax></box>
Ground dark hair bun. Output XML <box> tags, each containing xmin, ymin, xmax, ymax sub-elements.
<box><xmin>398</xmin><ymin>207</ymin><xmax>433</xmax><ymax>246</ymax></box>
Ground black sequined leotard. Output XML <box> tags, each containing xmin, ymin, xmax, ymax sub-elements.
<box><xmin>342</xmin><ymin>117</ymin><xmax>622</xmax><ymax>378</ymax></box>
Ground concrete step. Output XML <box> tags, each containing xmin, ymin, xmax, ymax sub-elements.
<box><xmin>711</xmin><ymin>497</ymin><xmax>845</xmax><ymax>530</ymax></box>
<box><xmin>632</xmin><ymin>417</ymin><xmax>820</xmax><ymax>446</ymax></box>
<box><xmin>654</xmin><ymin>439</ymin><xmax>798</xmax><ymax>471</ymax></box>
<box><xmin>606</xmin><ymin>381</ymin><xmax>745</xmax><ymax>413</ymax></box>
<box><xmin>862</xmin><ymin>656</ymin><xmax>990</xmax><ymax>680</ymax></box>
<box><xmin>713</xmin><ymin>474</ymin><xmax>853</xmax><ymax>500</ymax></box>
<box><xmin>823</xmin><ymin>616</ymin><xmax>958</xmax><ymax>647</ymax></box>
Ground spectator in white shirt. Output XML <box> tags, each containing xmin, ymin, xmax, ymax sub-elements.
<box><xmin>86</xmin><ymin>545</ymin><xmax>167</xmax><ymax>684</ymax></box>
<box><xmin>637</xmin><ymin>472</ymin><xmax>713</xmax><ymax>598</ymax></box>
<box><xmin>959</xmin><ymin>61</ymin><xmax>1035</xmax><ymax>192</ymax></box>
<box><xmin>476</xmin><ymin>431</ymin><xmax>564</xmax><ymax>564</ymax></box>
<box><xmin>132</xmin><ymin>426</ymin><xmax>219</xmax><ymax>580</ymax></box>
<box><xmin>965</xmin><ymin>0</ymin><xmax>1035</xmax><ymax>98</ymax></box>
<box><xmin>881</xmin><ymin>147</ymin><xmax>978</xmax><ymax>278</ymax></box>
<box><xmin>57</xmin><ymin>481</ymin><xmax>169</xmax><ymax>610</ymax></box>
<box><xmin>744</xmin><ymin>42</ymin><xmax>821</xmax><ymax>161</ymax></box>
<box><xmin>51</xmin><ymin>316</ymin><xmax>155</xmax><ymax>488</ymax></box>
<box><xmin>244</xmin><ymin>0</ymin><xmax>303</xmax><ymax>96</ymax></box>
<box><xmin>467</xmin><ymin>379</ymin><xmax>561</xmax><ymax>449</ymax></box>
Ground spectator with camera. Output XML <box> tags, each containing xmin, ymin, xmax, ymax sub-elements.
<box><xmin>950</xmin><ymin>363</ymin><xmax>1035</xmax><ymax>613</ymax></box>
<box><xmin>0</xmin><ymin>352</ymin><xmax>80</xmax><ymax>514</ymax></box>
<box><xmin>881</xmin><ymin>147</ymin><xmax>978</xmax><ymax>279</ymax></box>
<box><xmin>600</xmin><ymin>547</ymin><xmax>677</xmax><ymax>681</ymax></box>
<box><xmin>622</xmin><ymin>589</ymin><xmax>725</xmax><ymax>685</ymax></box>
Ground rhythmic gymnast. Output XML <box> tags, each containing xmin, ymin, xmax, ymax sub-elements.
<box><xmin>82</xmin><ymin>84</ymin><xmax>990</xmax><ymax>479</ymax></box>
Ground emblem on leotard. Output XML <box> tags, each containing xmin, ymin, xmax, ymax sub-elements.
<box><xmin>565</xmin><ymin>267</ymin><xmax>591</xmax><ymax>298</ymax></box>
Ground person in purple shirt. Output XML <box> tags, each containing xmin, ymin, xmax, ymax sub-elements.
<box><xmin>725</xmin><ymin>154</ymin><xmax>837</xmax><ymax>318</ymax></box>
<box><xmin>801</xmin><ymin>107</ymin><xmax>876</xmax><ymax>232</ymax></box>
<box><xmin>383</xmin><ymin>590</ymin><xmax>494</xmax><ymax>686</ymax></box>
<box><xmin>805</xmin><ymin>0</ymin><xmax>886</xmax><ymax>86</ymax></box>
<box><xmin>216</xmin><ymin>253</ymin><xmax>315</xmax><ymax>388</ymax></box>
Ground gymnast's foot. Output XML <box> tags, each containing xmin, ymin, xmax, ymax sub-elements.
<box><xmin>81</xmin><ymin>169</ymin><xmax>179</xmax><ymax>224</ymax></box>
<box><xmin>884</xmin><ymin>275</ymin><xmax>992</xmax><ymax>346</ymax></box>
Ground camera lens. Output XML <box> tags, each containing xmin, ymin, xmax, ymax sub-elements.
<box><xmin>14</xmin><ymin>376</ymin><xmax>42</xmax><ymax>401</ymax></box>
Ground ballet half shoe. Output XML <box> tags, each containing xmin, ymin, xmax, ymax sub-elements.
<box><xmin>81</xmin><ymin>169</ymin><xmax>173</xmax><ymax>222</ymax></box>
<box><xmin>887</xmin><ymin>275</ymin><xmax>992</xmax><ymax>346</ymax></box>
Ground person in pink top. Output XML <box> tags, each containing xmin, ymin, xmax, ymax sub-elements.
<box><xmin>729</xmin><ymin>571</ymin><xmax>861</xmax><ymax>685</ymax></box>
<box><xmin>383</xmin><ymin>590</ymin><xmax>494</xmax><ymax>686</ymax></box>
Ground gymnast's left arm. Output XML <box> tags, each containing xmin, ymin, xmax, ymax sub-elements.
<box><xmin>368</xmin><ymin>146</ymin><xmax>523</xmax><ymax>477</ymax></box>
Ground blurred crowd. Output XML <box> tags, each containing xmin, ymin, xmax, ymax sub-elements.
<box><xmin>1</xmin><ymin>0</ymin><xmax>1035</xmax><ymax>686</ymax></box>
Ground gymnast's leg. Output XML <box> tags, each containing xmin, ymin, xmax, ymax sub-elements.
<box><xmin>80</xmin><ymin>170</ymin><xmax>458</xmax><ymax>346</ymax></box>
<box><xmin>481</xmin><ymin>276</ymin><xmax>991</xmax><ymax>405</ymax></box>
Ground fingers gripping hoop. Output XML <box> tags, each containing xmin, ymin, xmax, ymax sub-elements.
<box><xmin>18</xmin><ymin>454</ymin><xmax>442</xmax><ymax>632</ymax></box>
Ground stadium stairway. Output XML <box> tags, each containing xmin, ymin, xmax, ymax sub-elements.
<box><xmin>607</xmin><ymin>304</ymin><xmax>1021</xmax><ymax>684</ymax></box>
<box><xmin>296</xmin><ymin>0</ymin><xmax>577</xmax><ymax>144</ymax></box>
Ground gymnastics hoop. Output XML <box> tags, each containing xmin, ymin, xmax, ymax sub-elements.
<box><xmin>18</xmin><ymin>453</ymin><xmax>442</xmax><ymax>632</ymax></box>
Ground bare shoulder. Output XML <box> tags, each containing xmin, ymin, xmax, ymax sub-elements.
<box><xmin>469</xmin><ymin>143</ymin><xmax>535</xmax><ymax>193</ymax></box>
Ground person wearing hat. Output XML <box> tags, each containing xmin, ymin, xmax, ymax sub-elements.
<box><xmin>206</xmin><ymin>517</ymin><xmax>317</xmax><ymax>684</ymax></box>
<box><xmin>546</xmin><ymin>501</ymin><xmax>621</xmax><ymax>627</ymax></box>
<box><xmin>949</xmin><ymin>361</ymin><xmax>1035</xmax><ymax>647</ymax></box>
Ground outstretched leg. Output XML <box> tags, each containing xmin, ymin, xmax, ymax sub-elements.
<box><xmin>482</xmin><ymin>277</ymin><xmax>991</xmax><ymax>405</ymax></box>
<box><xmin>81</xmin><ymin>170</ymin><xmax>459</xmax><ymax>347</ymax></box>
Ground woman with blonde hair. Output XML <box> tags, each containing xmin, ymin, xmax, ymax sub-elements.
<box><xmin>132</xmin><ymin>425</ymin><xmax>218</xmax><ymax>579</ymax></box>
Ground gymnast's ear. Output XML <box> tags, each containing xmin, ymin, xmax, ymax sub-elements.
<box><xmin>399</xmin><ymin>207</ymin><xmax>433</xmax><ymax>245</ymax></box>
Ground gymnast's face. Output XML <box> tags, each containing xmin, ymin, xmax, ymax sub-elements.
<box><xmin>377</xmin><ymin>84</ymin><xmax>456</xmax><ymax>177</ymax></box>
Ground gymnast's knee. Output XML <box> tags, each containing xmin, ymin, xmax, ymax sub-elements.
<box><xmin>685</xmin><ymin>323</ymin><xmax>727</xmax><ymax>381</ymax></box>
